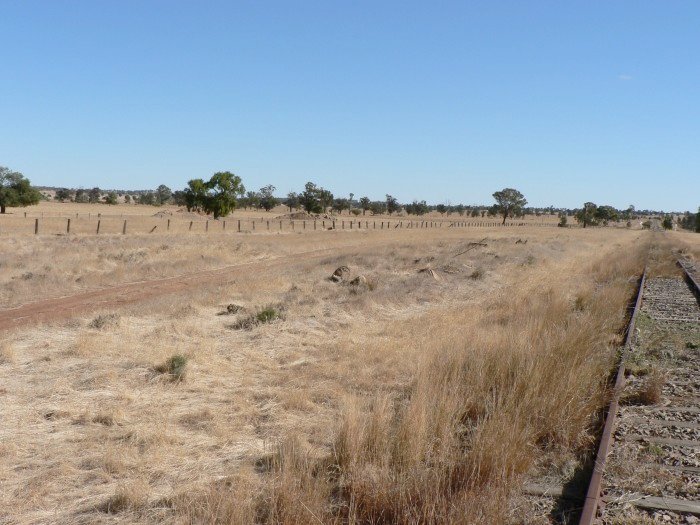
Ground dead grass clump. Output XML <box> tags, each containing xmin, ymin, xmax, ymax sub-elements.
<box><xmin>0</xmin><ymin>343</ymin><xmax>16</xmax><ymax>364</ymax></box>
<box><xmin>155</xmin><ymin>354</ymin><xmax>188</xmax><ymax>381</ymax></box>
<box><xmin>89</xmin><ymin>313</ymin><xmax>120</xmax><ymax>329</ymax></box>
<box><xmin>100</xmin><ymin>480</ymin><xmax>150</xmax><ymax>514</ymax></box>
<box><xmin>625</xmin><ymin>369</ymin><xmax>666</xmax><ymax>405</ymax></box>
<box><xmin>173</xmin><ymin>473</ymin><xmax>261</xmax><ymax>523</ymax></box>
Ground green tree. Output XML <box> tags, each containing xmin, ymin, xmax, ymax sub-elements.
<box><xmin>242</xmin><ymin>191</ymin><xmax>260</xmax><ymax>210</ymax></box>
<box><xmin>359</xmin><ymin>196</ymin><xmax>371</xmax><ymax>215</ymax></box>
<box><xmin>74</xmin><ymin>189</ymin><xmax>89</xmax><ymax>203</ymax></box>
<box><xmin>319</xmin><ymin>188</ymin><xmax>334</xmax><ymax>213</ymax></box>
<box><xmin>171</xmin><ymin>190</ymin><xmax>186</xmax><ymax>206</ymax></box>
<box><xmin>370</xmin><ymin>201</ymin><xmax>386</xmax><ymax>215</ymax></box>
<box><xmin>54</xmin><ymin>188</ymin><xmax>73</xmax><ymax>202</ymax></box>
<box><xmin>386</xmin><ymin>194</ymin><xmax>400</xmax><ymax>215</ymax></box>
<box><xmin>332</xmin><ymin>197</ymin><xmax>350</xmax><ymax>214</ymax></box>
<box><xmin>299</xmin><ymin>182</ymin><xmax>323</xmax><ymax>214</ymax></box>
<box><xmin>88</xmin><ymin>187</ymin><xmax>101</xmax><ymax>203</ymax></box>
<box><xmin>0</xmin><ymin>166</ymin><xmax>41</xmax><ymax>214</ymax></box>
<box><xmin>259</xmin><ymin>185</ymin><xmax>277</xmax><ymax>211</ymax></box>
<box><xmin>156</xmin><ymin>184</ymin><xmax>172</xmax><ymax>205</ymax></box>
<box><xmin>696</xmin><ymin>207</ymin><xmax>700</xmax><ymax>233</ymax></box>
<box><xmin>138</xmin><ymin>192</ymin><xmax>155</xmax><ymax>205</ymax></box>
<box><xmin>104</xmin><ymin>192</ymin><xmax>118</xmax><ymax>205</ymax></box>
<box><xmin>595</xmin><ymin>205</ymin><xmax>619</xmax><ymax>225</ymax></box>
<box><xmin>285</xmin><ymin>192</ymin><xmax>299</xmax><ymax>212</ymax></box>
<box><xmin>492</xmin><ymin>188</ymin><xmax>527</xmax><ymax>224</ymax></box>
<box><xmin>183</xmin><ymin>172</ymin><xmax>245</xmax><ymax>219</ymax></box>
<box><xmin>661</xmin><ymin>215</ymin><xmax>673</xmax><ymax>230</ymax></box>
<box><xmin>574</xmin><ymin>202</ymin><xmax>599</xmax><ymax>228</ymax></box>
<box><xmin>436</xmin><ymin>204</ymin><xmax>447</xmax><ymax>215</ymax></box>
<box><xmin>124</xmin><ymin>194</ymin><xmax>132</xmax><ymax>204</ymax></box>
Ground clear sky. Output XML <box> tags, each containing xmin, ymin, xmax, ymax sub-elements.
<box><xmin>1</xmin><ymin>1</ymin><xmax>698</xmax><ymax>210</ymax></box>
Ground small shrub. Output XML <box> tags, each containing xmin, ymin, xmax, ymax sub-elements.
<box><xmin>256</xmin><ymin>307</ymin><xmax>278</xmax><ymax>324</ymax></box>
<box><xmin>156</xmin><ymin>354</ymin><xmax>188</xmax><ymax>382</ymax></box>
<box><xmin>626</xmin><ymin>368</ymin><xmax>665</xmax><ymax>405</ymax></box>
<box><xmin>645</xmin><ymin>443</ymin><xmax>664</xmax><ymax>457</ymax></box>
<box><xmin>230</xmin><ymin>306</ymin><xmax>282</xmax><ymax>330</ymax></box>
<box><xmin>89</xmin><ymin>313</ymin><xmax>120</xmax><ymax>329</ymax></box>
<box><xmin>350</xmin><ymin>208</ymin><xmax>362</xmax><ymax>216</ymax></box>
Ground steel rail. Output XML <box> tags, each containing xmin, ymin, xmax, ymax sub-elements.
<box><xmin>679</xmin><ymin>259</ymin><xmax>700</xmax><ymax>297</ymax></box>
<box><xmin>578</xmin><ymin>266</ymin><xmax>647</xmax><ymax>525</ymax></box>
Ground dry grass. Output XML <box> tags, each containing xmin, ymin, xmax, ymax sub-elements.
<box><xmin>2</xmin><ymin>226</ymin><xmax>695</xmax><ymax>524</ymax></box>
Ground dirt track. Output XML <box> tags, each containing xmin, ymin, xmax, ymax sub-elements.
<box><xmin>0</xmin><ymin>247</ymin><xmax>340</xmax><ymax>331</ymax></box>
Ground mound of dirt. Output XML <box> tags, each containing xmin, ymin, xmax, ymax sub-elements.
<box><xmin>274</xmin><ymin>211</ymin><xmax>317</xmax><ymax>220</ymax></box>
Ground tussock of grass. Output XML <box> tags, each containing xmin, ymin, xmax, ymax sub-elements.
<box><xmin>155</xmin><ymin>354</ymin><xmax>188</xmax><ymax>381</ymax></box>
<box><xmin>89</xmin><ymin>313</ymin><xmax>120</xmax><ymax>329</ymax></box>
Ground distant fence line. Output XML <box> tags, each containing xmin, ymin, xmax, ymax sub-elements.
<box><xmin>0</xmin><ymin>215</ymin><xmax>563</xmax><ymax>236</ymax></box>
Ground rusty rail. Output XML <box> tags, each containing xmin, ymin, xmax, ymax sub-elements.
<box><xmin>679</xmin><ymin>259</ymin><xmax>700</xmax><ymax>296</ymax></box>
<box><xmin>579</xmin><ymin>266</ymin><xmax>647</xmax><ymax>524</ymax></box>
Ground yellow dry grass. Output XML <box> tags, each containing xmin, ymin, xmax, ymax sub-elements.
<box><xmin>2</xmin><ymin>227</ymin><xmax>696</xmax><ymax>524</ymax></box>
<box><xmin>0</xmin><ymin>201</ymin><xmax>562</xmax><ymax>237</ymax></box>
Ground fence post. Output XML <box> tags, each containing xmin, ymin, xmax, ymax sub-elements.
<box><xmin>280</xmin><ymin>220</ymin><xmax>283</xmax><ymax>230</ymax></box>
<box><xmin>123</xmin><ymin>220</ymin><xmax>127</xmax><ymax>234</ymax></box>
<box><xmin>25</xmin><ymin>212</ymin><xmax>28</xmax><ymax>218</ymax></box>
<box><xmin>303</xmin><ymin>220</ymin><xmax>306</xmax><ymax>230</ymax></box>
<box><xmin>252</xmin><ymin>221</ymin><xmax>255</xmax><ymax>230</ymax></box>
<box><xmin>34</xmin><ymin>218</ymin><xmax>39</xmax><ymax>234</ymax></box>
<box><xmin>206</xmin><ymin>220</ymin><xmax>209</xmax><ymax>232</ymax></box>
<box><xmin>314</xmin><ymin>220</ymin><xmax>316</xmax><ymax>230</ymax></box>
<box><xmin>167</xmin><ymin>219</ymin><xmax>170</xmax><ymax>231</ymax></box>
<box><xmin>189</xmin><ymin>221</ymin><xmax>193</xmax><ymax>231</ymax></box>
<box><xmin>238</xmin><ymin>220</ymin><xmax>241</xmax><ymax>232</ymax></box>
<box><xmin>223</xmin><ymin>220</ymin><xmax>226</xmax><ymax>231</ymax></box>
<box><xmin>96</xmin><ymin>220</ymin><xmax>101</xmax><ymax>234</ymax></box>
<box><xmin>267</xmin><ymin>220</ymin><xmax>270</xmax><ymax>230</ymax></box>
<box><xmin>67</xmin><ymin>218</ymin><xmax>71</xmax><ymax>234</ymax></box>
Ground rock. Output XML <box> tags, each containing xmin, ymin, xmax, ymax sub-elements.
<box><xmin>227</xmin><ymin>304</ymin><xmax>242</xmax><ymax>314</ymax></box>
<box><xmin>350</xmin><ymin>275</ymin><xmax>367</xmax><ymax>286</ymax></box>
<box><xmin>331</xmin><ymin>266</ymin><xmax>350</xmax><ymax>282</ymax></box>
<box><xmin>418</xmin><ymin>267</ymin><xmax>441</xmax><ymax>281</ymax></box>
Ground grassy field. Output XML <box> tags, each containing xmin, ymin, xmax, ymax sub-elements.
<box><xmin>1</xmin><ymin>226</ymin><xmax>697</xmax><ymax>524</ymax></box>
<box><xmin>0</xmin><ymin>201</ymin><xmax>564</xmax><ymax>237</ymax></box>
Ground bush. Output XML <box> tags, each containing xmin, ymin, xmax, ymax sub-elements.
<box><xmin>156</xmin><ymin>354</ymin><xmax>188</xmax><ymax>381</ymax></box>
<box><xmin>350</xmin><ymin>208</ymin><xmax>362</xmax><ymax>216</ymax></box>
<box><xmin>230</xmin><ymin>306</ymin><xmax>282</xmax><ymax>330</ymax></box>
<box><xmin>256</xmin><ymin>307</ymin><xmax>279</xmax><ymax>323</ymax></box>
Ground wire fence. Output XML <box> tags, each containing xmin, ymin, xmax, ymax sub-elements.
<box><xmin>0</xmin><ymin>214</ymin><xmax>564</xmax><ymax>236</ymax></box>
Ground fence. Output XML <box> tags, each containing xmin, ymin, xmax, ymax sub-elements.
<box><xmin>0</xmin><ymin>214</ymin><xmax>563</xmax><ymax>237</ymax></box>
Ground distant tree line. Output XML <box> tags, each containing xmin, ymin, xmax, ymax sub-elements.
<box><xmin>4</xmin><ymin>165</ymin><xmax>698</xmax><ymax>231</ymax></box>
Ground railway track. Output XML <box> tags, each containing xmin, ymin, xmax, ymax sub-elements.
<box><xmin>580</xmin><ymin>258</ymin><xmax>700</xmax><ymax>524</ymax></box>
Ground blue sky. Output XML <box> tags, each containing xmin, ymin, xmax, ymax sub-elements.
<box><xmin>1</xmin><ymin>1</ymin><xmax>698</xmax><ymax>210</ymax></box>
